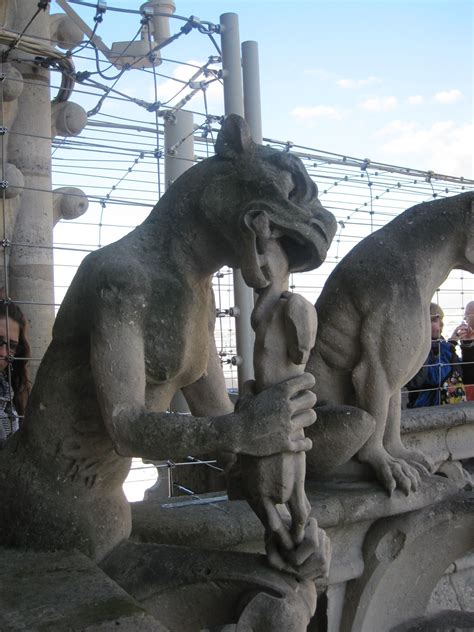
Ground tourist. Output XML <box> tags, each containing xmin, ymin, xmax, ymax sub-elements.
<box><xmin>450</xmin><ymin>300</ymin><xmax>474</xmax><ymax>399</ymax></box>
<box><xmin>406</xmin><ymin>303</ymin><xmax>465</xmax><ymax>408</ymax></box>
<box><xmin>0</xmin><ymin>301</ymin><xmax>31</xmax><ymax>447</ymax></box>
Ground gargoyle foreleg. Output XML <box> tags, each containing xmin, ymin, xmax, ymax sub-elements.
<box><xmin>383</xmin><ymin>390</ymin><xmax>433</xmax><ymax>474</ymax></box>
<box><xmin>353</xmin><ymin>350</ymin><xmax>420</xmax><ymax>495</ymax></box>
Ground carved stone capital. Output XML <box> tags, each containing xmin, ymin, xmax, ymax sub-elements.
<box><xmin>53</xmin><ymin>187</ymin><xmax>88</xmax><ymax>226</ymax></box>
<box><xmin>51</xmin><ymin>101</ymin><xmax>87</xmax><ymax>138</ymax></box>
<box><xmin>50</xmin><ymin>14</ymin><xmax>84</xmax><ymax>50</ymax></box>
<box><xmin>3</xmin><ymin>163</ymin><xmax>24</xmax><ymax>199</ymax></box>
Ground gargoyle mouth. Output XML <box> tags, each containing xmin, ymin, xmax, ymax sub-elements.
<box><xmin>240</xmin><ymin>207</ymin><xmax>336</xmax><ymax>289</ymax></box>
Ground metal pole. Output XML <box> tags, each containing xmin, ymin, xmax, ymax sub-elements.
<box><xmin>164</xmin><ymin>109</ymin><xmax>194</xmax><ymax>188</ymax></box>
<box><xmin>242</xmin><ymin>41</ymin><xmax>262</xmax><ymax>144</ymax></box>
<box><xmin>220</xmin><ymin>13</ymin><xmax>254</xmax><ymax>387</ymax></box>
<box><xmin>165</xmin><ymin>109</ymin><xmax>194</xmax><ymax>414</ymax></box>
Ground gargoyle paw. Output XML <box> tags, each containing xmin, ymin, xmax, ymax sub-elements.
<box><xmin>378</xmin><ymin>455</ymin><xmax>421</xmax><ymax>496</ymax></box>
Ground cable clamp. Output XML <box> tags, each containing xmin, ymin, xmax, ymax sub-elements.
<box><xmin>0</xmin><ymin>180</ymin><xmax>9</xmax><ymax>190</ymax></box>
<box><xmin>181</xmin><ymin>16</ymin><xmax>200</xmax><ymax>34</ymax></box>
<box><xmin>96</xmin><ymin>1</ymin><xmax>107</xmax><ymax>17</ymax></box>
<box><xmin>215</xmin><ymin>306</ymin><xmax>240</xmax><ymax>318</ymax></box>
<box><xmin>0</xmin><ymin>127</ymin><xmax>8</xmax><ymax>135</ymax></box>
<box><xmin>141</xmin><ymin>5</ymin><xmax>153</xmax><ymax>23</ymax></box>
<box><xmin>75</xmin><ymin>71</ymin><xmax>91</xmax><ymax>83</ymax></box>
<box><xmin>147</xmin><ymin>101</ymin><xmax>161</xmax><ymax>113</ymax></box>
<box><xmin>1</xmin><ymin>239</ymin><xmax>11</xmax><ymax>249</ymax></box>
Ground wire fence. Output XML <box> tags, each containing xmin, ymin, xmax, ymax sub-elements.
<box><xmin>1</xmin><ymin>0</ymin><xmax>474</xmax><ymax>500</ymax></box>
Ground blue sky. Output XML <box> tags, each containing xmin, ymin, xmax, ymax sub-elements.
<box><xmin>62</xmin><ymin>0</ymin><xmax>473</xmax><ymax>177</ymax></box>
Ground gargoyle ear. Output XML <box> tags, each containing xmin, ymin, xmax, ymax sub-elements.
<box><xmin>215</xmin><ymin>114</ymin><xmax>254</xmax><ymax>159</ymax></box>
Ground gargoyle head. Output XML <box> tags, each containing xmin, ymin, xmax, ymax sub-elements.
<box><xmin>200</xmin><ymin>114</ymin><xmax>337</xmax><ymax>288</ymax></box>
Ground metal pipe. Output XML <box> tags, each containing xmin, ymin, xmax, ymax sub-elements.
<box><xmin>242</xmin><ymin>40</ymin><xmax>262</xmax><ymax>144</ymax></box>
<box><xmin>164</xmin><ymin>109</ymin><xmax>194</xmax><ymax>188</ymax></box>
<box><xmin>220</xmin><ymin>12</ymin><xmax>254</xmax><ymax>387</ymax></box>
<box><xmin>164</xmin><ymin>109</ymin><xmax>193</xmax><ymax>414</ymax></box>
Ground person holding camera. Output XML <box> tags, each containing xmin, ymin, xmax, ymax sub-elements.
<box><xmin>450</xmin><ymin>301</ymin><xmax>474</xmax><ymax>399</ymax></box>
<box><xmin>406</xmin><ymin>303</ymin><xmax>466</xmax><ymax>408</ymax></box>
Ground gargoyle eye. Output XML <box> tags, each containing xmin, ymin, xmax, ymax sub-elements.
<box><xmin>289</xmin><ymin>171</ymin><xmax>305</xmax><ymax>201</ymax></box>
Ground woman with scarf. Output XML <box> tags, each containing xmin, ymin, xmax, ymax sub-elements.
<box><xmin>0</xmin><ymin>301</ymin><xmax>30</xmax><ymax>447</ymax></box>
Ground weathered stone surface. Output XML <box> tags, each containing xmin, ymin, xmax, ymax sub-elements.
<box><xmin>102</xmin><ymin>541</ymin><xmax>318</xmax><ymax>632</ymax></box>
<box><xmin>391</xmin><ymin>610</ymin><xmax>474</xmax><ymax>631</ymax></box>
<box><xmin>428</xmin><ymin>557</ymin><xmax>474</xmax><ymax>614</ymax></box>
<box><xmin>0</xmin><ymin>547</ymin><xmax>166</xmax><ymax>631</ymax></box>
<box><xmin>401</xmin><ymin>401</ymin><xmax>474</xmax><ymax>433</ymax></box>
<box><xmin>306</xmin><ymin>192</ymin><xmax>474</xmax><ymax>495</ymax></box>
<box><xmin>340</xmin><ymin>494</ymin><xmax>474</xmax><ymax>631</ymax></box>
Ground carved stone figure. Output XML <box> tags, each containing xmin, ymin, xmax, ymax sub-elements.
<box><xmin>228</xmin><ymin>211</ymin><xmax>331</xmax><ymax>586</ymax></box>
<box><xmin>306</xmin><ymin>192</ymin><xmax>474</xmax><ymax>495</ymax></box>
<box><xmin>0</xmin><ymin>115</ymin><xmax>336</xmax><ymax>579</ymax></box>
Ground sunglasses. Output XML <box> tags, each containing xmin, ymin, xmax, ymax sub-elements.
<box><xmin>0</xmin><ymin>336</ymin><xmax>19</xmax><ymax>353</ymax></box>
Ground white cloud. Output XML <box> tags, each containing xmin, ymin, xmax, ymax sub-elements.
<box><xmin>433</xmin><ymin>89</ymin><xmax>462</xmax><ymax>104</ymax></box>
<box><xmin>291</xmin><ymin>105</ymin><xmax>345</xmax><ymax>121</ymax></box>
<box><xmin>336</xmin><ymin>76</ymin><xmax>381</xmax><ymax>89</ymax></box>
<box><xmin>375</xmin><ymin>119</ymin><xmax>473</xmax><ymax>177</ymax></box>
<box><xmin>375</xmin><ymin>119</ymin><xmax>417</xmax><ymax>136</ymax></box>
<box><xmin>360</xmin><ymin>96</ymin><xmax>398</xmax><ymax>111</ymax></box>
<box><xmin>302</xmin><ymin>68</ymin><xmax>338</xmax><ymax>81</ymax></box>
<box><xmin>407</xmin><ymin>95</ymin><xmax>424</xmax><ymax>105</ymax></box>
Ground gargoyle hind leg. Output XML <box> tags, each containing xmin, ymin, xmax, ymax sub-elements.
<box><xmin>383</xmin><ymin>390</ymin><xmax>433</xmax><ymax>474</ymax></box>
<box><xmin>352</xmin><ymin>355</ymin><xmax>420</xmax><ymax>495</ymax></box>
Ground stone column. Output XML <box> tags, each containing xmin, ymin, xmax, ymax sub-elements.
<box><xmin>8</xmin><ymin>1</ymin><xmax>55</xmax><ymax>378</ymax></box>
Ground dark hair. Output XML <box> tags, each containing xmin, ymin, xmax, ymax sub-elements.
<box><xmin>0</xmin><ymin>302</ymin><xmax>31</xmax><ymax>417</ymax></box>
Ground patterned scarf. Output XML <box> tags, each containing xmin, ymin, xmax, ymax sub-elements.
<box><xmin>0</xmin><ymin>372</ymin><xmax>18</xmax><ymax>447</ymax></box>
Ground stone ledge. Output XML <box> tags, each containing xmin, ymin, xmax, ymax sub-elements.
<box><xmin>131</xmin><ymin>475</ymin><xmax>459</xmax><ymax>553</ymax></box>
<box><xmin>401</xmin><ymin>401</ymin><xmax>474</xmax><ymax>433</ymax></box>
<box><xmin>0</xmin><ymin>547</ymin><xmax>167</xmax><ymax>631</ymax></box>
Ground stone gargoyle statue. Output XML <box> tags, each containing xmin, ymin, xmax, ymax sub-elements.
<box><xmin>0</xmin><ymin>114</ymin><xmax>337</xmax><ymax>629</ymax></box>
<box><xmin>305</xmin><ymin>191</ymin><xmax>474</xmax><ymax>495</ymax></box>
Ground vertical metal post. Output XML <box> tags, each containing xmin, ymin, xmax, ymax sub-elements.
<box><xmin>165</xmin><ymin>111</ymin><xmax>193</xmax><ymax>413</ymax></box>
<box><xmin>165</xmin><ymin>109</ymin><xmax>194</xmax><ymax>414</ymax></box>
<box><xmin>242</xmin><ymin>41</ymin><xmax>262</xmax><ymax>144</ymax></box>
<box><xmin>164</xmin><ymin>109</ymin><xmax>194</xmax><ymax>188</ymax></box>
<box><xmin>220</xmin><ymin>13</ymin><xmax>255</xmax><ymax>388</ymax></box>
